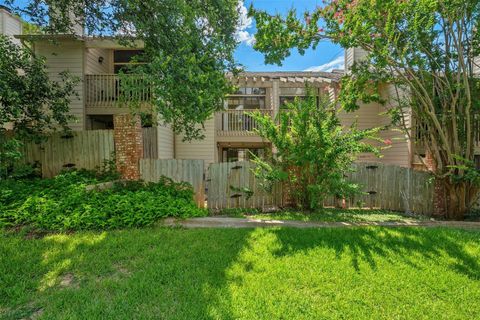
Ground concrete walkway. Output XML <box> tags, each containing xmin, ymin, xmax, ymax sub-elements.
<box><xmin>164</xmin><ymin>217</ymin><xmax>480</xmax><ymax>229</ymax></box>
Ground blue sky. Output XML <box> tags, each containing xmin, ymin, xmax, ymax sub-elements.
<box><xmin>2</xmin><ymin>0</ymin><xmax>344</xmax><ymax>72</ymax></box>
<box><xmin>236</xmin><ymin>0</ymin><xmax>344</xmax><ymax>72</ymax></box>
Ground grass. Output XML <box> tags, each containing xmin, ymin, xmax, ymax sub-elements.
<box><xmin>1</xmin><ymin>226</ymin><xmax>480</xmax><ymax>319</ymax></box>
<box><xmin>218</xmin><ymin>208</ymin><xmax>429</xmax><ymax>223</ymax></box>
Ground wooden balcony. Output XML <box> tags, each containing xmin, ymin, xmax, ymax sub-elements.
<box><xmin>215</xmin><ymin>109</ymin><xmax>273</xmax><ymax>139</ymax></box>
<box><xmin>84</xmin><ymin>74</ymin><xmax>151</xmax><ymax>114</ymax></box>
<box><xmin>413</xmin><ymin>113</ymin><xmax>480</xmax><ymax>153</ymax></box>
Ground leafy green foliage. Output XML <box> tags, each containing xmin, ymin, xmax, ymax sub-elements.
<box><xmin>5</xmin><ymin>0</ymin><xmax>242</xmax><ymax>140</ymax></box>
<box><xmin>0</xmin><ymin>137</ymin><xmax>23</xmax><ymax>179</ymax></box>
<box><xmin>0</xmin><ymin>35</ymin><xmax>78</xmax><ymax>140</ymax></box>
<box><xmin>250</xmin><ymin>0</ymin><xmax>480</xmax><ymax>218</ymax></box>
<box><xmin>0</xmin><ymin>170</ymin><xmax>205</xmax><ymax>231</ymax></box>
<box><xmin>250</xmin><ymin>91</ymin><xmax>382</xmax><ymax>210</ymax></box>
<box><xmin>0</xmin><ymin>35</ymin><xmax>78</xmax><ymax>176</ymax></box>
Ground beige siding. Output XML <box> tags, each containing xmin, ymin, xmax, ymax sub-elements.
<box><xmin>157</xmin><ymin>124</ymin><xmax>174</xmax><ymax>159</ymax></box>
<box><xmin>85</xmin><ymin>48</ymin><xmax>112</xmax><ymax>74</ymax></box>
<box><xmin>0</xmin><ymin>9</ymin><xmax>22</xmax><ymax>44</ymax></box>
<box><xmin>377</xmin><ymin>84</ymin><xmax>411</xmax><ymax>167</ymax></box>
<box><xmin>345</xmin><ymin>47</ymin><xmax>368</xmax><ymax>72</ymax></box>
<box><xmin>474</xmin><ymin>56</ymin><xmax>480</xmax><ymax>75</ymax></box>
<box><xmin>338</xmin><ymin>101</ymin><xmax>381</xmax><ymax>163</ymax></box>
<box><xmin>35</xmin><ymin>40</ymin><xmax>85</xmax><ymax>130</ymax></box>
<box><xmin>175</xmin><ymin>117</ymin><xmax>215</xmax><ymax>169</ymax></box>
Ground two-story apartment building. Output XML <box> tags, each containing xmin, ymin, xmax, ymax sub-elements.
<box><xmin>1</xmin><ymin>6</ymin><xmax>426</xmax><ymax>170</ymax></box>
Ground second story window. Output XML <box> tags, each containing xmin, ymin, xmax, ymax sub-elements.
<box><xmin>227</xmin><ymin>87</ymin><xmax>266</xmax><ymax>110</ymax></box>
<box><xmin>279</xmin><ymin>87</ymin><xmax>306</xmax><ymax>108</ymax></box>
<box><xmin>114</xmin><ymin>50</ymin><xmax>145</xmax><ymax>73</ymax></box>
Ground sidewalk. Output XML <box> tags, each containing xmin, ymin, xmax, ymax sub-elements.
<box><xmin>164</xmin><ymin>217</ymin><xmax>480</xmax><ymax>229</ymax></box>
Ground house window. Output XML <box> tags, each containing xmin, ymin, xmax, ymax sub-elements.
<box><xmin>87</xmin><ymin>115</ymin><xmax>114</xmax><ymax>130</ymax></box>
<box><xmin>113</xmin><ymin>49</ymin><xmax>145</xmax><ymax>74</ymax></box>
<box><xmin>227</xmin><ymin>87</ymin><xmax>266</xmax><ymax>110</ymax></box>
<box><xmin>279</xmin><ymin>87</ymin><xmax>306</xmax><ymax>109</ymax></box>
<box><xmin>279</xmin><ymin>87</ymin><xmax>320</xmax><ymax>109</ymax></box>
<box><xmin>222</xmin><ymin>148</ymin><xmax>265</xmax><ymax>162</ymax></box>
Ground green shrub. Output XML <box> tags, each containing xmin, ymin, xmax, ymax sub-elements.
<box><xmin>0</xmin><ymin>170</ymin><xmax>206</xmax><ymax>231</ymax></box>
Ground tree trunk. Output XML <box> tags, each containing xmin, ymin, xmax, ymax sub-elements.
<box><xmin>444</xmin><ymin>180</ymin><xmax>468</xmax><ymax>220</ymax></box>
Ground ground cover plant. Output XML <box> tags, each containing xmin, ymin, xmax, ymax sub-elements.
<box><xmin>1</xmin><ymin>226</ymin><xmax>479</xmax><ymax>319</ymax></box>
<box><xmin>0</xmin><ymin>170</ymin><xmax>205</xmax><ymax>231</ymax></box>
<box><xmin>219</xmin><ymin>208</ymin><xmax>429</xmax><ymax>223</ymax></box>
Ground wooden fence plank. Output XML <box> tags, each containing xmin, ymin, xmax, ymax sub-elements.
<box><xmin>21</xmin><ymin>130</ymin><xmax>115</xmax><ymax>178</ymax></box>
<box><xmin>139</xmin><ymin>159</ymin><xmax>205</xmax><ymax>207</ymax></box>
<box><xmin>206</xmin><ymin>161</ymin><xmax>436</xmax><ymax>214</ymax></box>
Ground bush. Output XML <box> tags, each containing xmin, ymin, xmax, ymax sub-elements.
<box><xmin>0</xmin><ymin>170</ymin><xmax>206</xmax><ymax>231</ymax></box>
<box><xmin>250</xmin><ymin>91</ymin><xmax>382</xmax><ymax>210</ymax></box>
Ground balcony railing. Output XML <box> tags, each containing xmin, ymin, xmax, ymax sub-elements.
<box><xmin>216</xmin><ymin>109</ymin><xmax>273</xmax><ymax>136</ymax></box>
<box><xmin>85</xmin><ymin>74</ymin><xmax>151</xmax><ymax>107</ymax></box>
<box><xmin>414</xmin><ymin>113</ymin><xmax>480</xmax><ymax>148</ymax></box>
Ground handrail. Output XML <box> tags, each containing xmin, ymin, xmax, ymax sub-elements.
<box><xmin>85</xmin><ymin>74</ymin><xmax>151</xmax><ymax>107</ymax></box>
<box><xmin>216</xmin><ymin>109</ymin><xmax>273</xmax><ymax>133</ymax></box>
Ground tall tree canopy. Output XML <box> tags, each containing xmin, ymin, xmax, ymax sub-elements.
<box><xmin>251</xmin><ymin>0</ymin><xmax>480</xmax><ymax>219</ymax></box>
<box><xmin>0</xmin><ymin>35</ymin><xmax>78</xmax><ymax>177</ymax></box>
<box><xmin>0</xmin><ymin>35</ymin><xmax>77</xmax><ymax>139</ymax></box>
<box><xmin>4</xmin><ymin>0</ymin><xmax>243</xmax><ymax>139</ymax></box>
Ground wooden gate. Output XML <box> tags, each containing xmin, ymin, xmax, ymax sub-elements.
<box><xmin>323</xmin><ymin>162</ymin><xmax>434</xmax><ymax>215</ymax></box>
<box><xmin>207</xmin><ymin>161</ymin><xmax>283</xmax><ymax>210</ymax></box>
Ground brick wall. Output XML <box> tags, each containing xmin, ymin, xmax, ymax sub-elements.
<box><xmin>114</xmin><ymin>114</ymin><xmax>143</xmax><ymax>180</ymax></box>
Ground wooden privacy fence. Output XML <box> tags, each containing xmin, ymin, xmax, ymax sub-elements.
<box><xmin>206</xmin><ymin>161</ymin><xmax>434</xmax><ymax>214</ymax></box>
<box><xmin>140</xmin><ymin>159</ymin><xmax>205</xmax><ymax>207</ymax></box>
<box><xmin>207</xmin><ymin>161</ymin><xmax>283</xmax><ymax>210</ymax></box>
<box><xmin>324</xmin><ymin>162</ymin><xmax>434</xmax><ymax>215</ymax></box>
<box><xmin>22</xmin><ymin>130</ymin><xmax>115</xmax><ymax>178</ymax></box>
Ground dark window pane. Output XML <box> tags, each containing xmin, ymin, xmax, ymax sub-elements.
<box><xmin>222</xmin><ymin>148</ymin><xmax>266</xmax><ymax>162</ymax></box>
<box><xmin>233</xmin><ymin>87</ymin><xmax>266</xmax><ymax>95</ymax></box>
<box><xmin>227</xmin><ymin>97</ymin><xmax>265</xmax><ymax>110</ymax></box>
<box><xmin>114</xmin><ymin>50</ymin><xmax>144</xmax><ymax>63</ymax></box>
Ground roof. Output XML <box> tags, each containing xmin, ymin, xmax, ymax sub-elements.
<box><xmin>15</xmin><ymin>34</ymin><xmax>83</xmax><ymax>41</ymax></box>
<box><xmin>227</xmin><ymin>71</ymin><xmax>344</xmax><ymax>84</ymax></box>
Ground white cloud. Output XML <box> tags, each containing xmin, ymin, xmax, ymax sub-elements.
<box><xmin>235</xmin><ymin>1</ymin><xmax>255</xmax><ymax>46</ymax></box>
<box><xmin>304</xmin><ymin>56</ymin><xmax>345</xmax><ymax>72</ymax></box>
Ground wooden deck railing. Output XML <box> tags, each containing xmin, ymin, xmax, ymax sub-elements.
<box><xmin>216</xmin><ymin>109</ymin><xmax>273</xmax><ymax>135</ymax></box>
<box><xmin>85</xmin><ymin>74</ymin><xmax>151</xmax><ymax>107</ymax></box>
<box><xmin>414</xmin><ymin>113</ymin><xmax>480</xmax><ymax>148</ymax></box>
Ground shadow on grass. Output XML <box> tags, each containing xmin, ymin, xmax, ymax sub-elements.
<box><xmin>269</xmin><ymin>227</ymin><xmax>480</xmax><ymax>279</ymax></box>
<box><xmin>1</xmin><ymin>226</ymin><xmax>479</xmax><ymax>319</ymax></box>
<box><xmin>0</xmin><ymin>227</ymin><xmax>252</xmax><ymax>319</ymax></box>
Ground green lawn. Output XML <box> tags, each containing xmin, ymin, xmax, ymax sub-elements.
<box><xmin>219</xmin><ymin>208</ymin><xmax>429</xmax><ymax>223</ymax></box>
<box><xmin>2</xmin><ymin>227</ymin><xmax>480</xmax><ymax>319</ymax></box>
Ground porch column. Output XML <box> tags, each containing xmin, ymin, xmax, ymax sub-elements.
<box><xmin>272</xmin><ymin>79</ymin><xmax>280</xmax><ymax>118</ymax></box>
<box><xmin>114</xmin><ymin>114</ymin><xmax>143</xmax><ymax>180</ymax></box>
<box><xmin>271</xmin><ymin>79</ymin><xmax>280</xmax><ymax>156</ymax></box>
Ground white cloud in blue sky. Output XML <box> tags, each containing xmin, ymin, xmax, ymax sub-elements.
<box><xmin>235</xmin><ymin>1</ymin><xmax>256</xmax><ymax>46</ymax></box>
<box><xmin>304</xmin><ymin>55</ymin><xmax>345</xmax><ymax>72</ymax></box>
<box><xmin>236</xmin><ymin>0</ymin><xmax>344</xmax><ymax>72</ymax></box>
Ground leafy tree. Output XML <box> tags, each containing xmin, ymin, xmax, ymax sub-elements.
<box><xmin>250</xmin><ymin>92</ymin><xmax>381</xmax><ymax>210</ymax></box>
<box><xmin>4</xmin><ymin>0</ymin><xmax>242</xmax><ymax>140</ymax></box>
<box><xmin>0</xmin><ymin>35</ymin><xmax>78</xmax><ymax>177</ymax></box>
<box><xmin>250</xmin><ymin>0</ymin><xmax>480</xmax><ymax>219</ymax></box>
